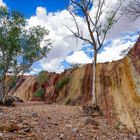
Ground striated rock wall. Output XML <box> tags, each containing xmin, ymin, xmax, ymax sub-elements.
<box><xmin>13</xmin><ymin>76</ymin><xmax>36</xmax><ymax>101</ymax></box>
<box><xmin>12</xmin><ymin>37</ymin><xmax>140</xmax><ymax>134</ymax></box>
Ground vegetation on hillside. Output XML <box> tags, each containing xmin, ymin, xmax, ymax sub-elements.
<box><xmin>37</xmin><ymin>71</ymin><xmax>48</xmax><ymax>85</ymax></box>
<box><xmin>55</xmin><ymin>76</ymin><xmax>70</xmax><ymax>92</ymax></box>
<box><xmin>34</xmin><ymin>87</ymin><xmax>45</xmax><ymax>97</ymax></box>
<box><xmin>33</xmin><ymin>71</ymin><xmax>49</xmax><ymax>98</ymax></box>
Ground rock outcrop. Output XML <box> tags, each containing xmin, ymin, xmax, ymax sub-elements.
<box><xmin>13</xmin><ymin>76</ymin><xmax>36</xmax><ymax>101</ymax></box>
<box><xmin>11</xmin><ymin>36</ymin><xmax>140</xmax><ymax>134</ymax></box>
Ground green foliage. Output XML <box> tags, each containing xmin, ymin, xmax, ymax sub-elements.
<box><xmin>37</xmin><ymin>71</ymin><xmax>48</xmax><ymax>85</ymax></box>
<box><xmin>55</xmin><ymin>77</ymin><xmax>70</xmax><ymax>91</ymax></box>
<box><xmin>34</xmin><ymin>87</ymin><xmax>45</xmax><ymax>97</ymax></box>
<box><xmin>8</xmin><ymin>78</ymin><xmax>17</xmax><ymax>89</ymax></box>
<box><xmin>0</xmin><ymin>6</ymin><xmax>51</xmax><ymax>103</ymax></box>
<box><xmin>64</xmin><ymin>98</ymin><xmax>72</xmax><ymax>105</ymax></box>
<box><xmin>70</xmin><ymin>64</ymin><xmax>84</xmax><ymax>69</ymax></box>
<box><xmin>0</xmin><ymin>6</ymin><xmax>51</xmax><ymax>77</ymax></box>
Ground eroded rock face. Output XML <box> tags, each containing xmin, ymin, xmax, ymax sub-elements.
<box><xmin>11</xmin><ymin>36</ymin><xmax>140</xmax><ymax>134</ymax></box>
<box><xmin>13</xmin><ymin>76</ymin><xmax>36</xmax><ymax>101</ymax></box>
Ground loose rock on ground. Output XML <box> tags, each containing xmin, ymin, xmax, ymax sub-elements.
<box><xmin>0</xmin><ymin>104</ymin><xmax>139</xmax><ymax>140</ymax></box>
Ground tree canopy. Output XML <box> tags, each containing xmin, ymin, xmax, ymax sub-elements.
<box><xmin>0</xmin><ymin>6</ymin><xmax>51</xmax><ymax>103</ymax></box>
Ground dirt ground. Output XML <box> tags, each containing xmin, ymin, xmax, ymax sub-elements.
<box><xmin>0</xmin><ymin>103</ymin><xmax>139</xmax><ymax>140</ymax></box>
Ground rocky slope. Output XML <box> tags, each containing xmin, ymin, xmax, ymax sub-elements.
<box><xmin>11</xmin><ymin>36</ymin><xmax>140</xmax><ymax>134</ymax></box>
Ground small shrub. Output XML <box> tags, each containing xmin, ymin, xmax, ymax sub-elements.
<box><xmin>64</xmin><ymin>98</ymin><xmax>72</xmax><ymax>105</ymax></box>
<box><xmin>37</xmin><ymin>71</ymin><xmax>48</xmax><ymax>85</ymax></box>
<box><xmin>34</xmin><ymin>87</ymin><xmax>45</xmax><ymax>97</ymax></box>
<box><xmin>55</xmin><ymin>76</ymin><xmax>70</xmax><ymax>91</ymax></box>
<box><xmin>70</xmin><ymin>63</ymin><xmax>84</xmax><ymax>69</ymax></box>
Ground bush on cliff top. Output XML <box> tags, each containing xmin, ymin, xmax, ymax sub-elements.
<box><xmin>37</xmin><ymin>71</ymin><xmax>48</xmax><ymax>85</ymax></box>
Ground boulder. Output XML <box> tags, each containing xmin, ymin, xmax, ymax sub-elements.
<box><xmin>4</xmin><ymin>96</ymin><xmax>23</xmax><ymax>106</ymax></box>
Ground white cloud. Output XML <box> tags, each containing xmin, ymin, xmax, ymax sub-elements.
<box><xmin>36</xmin><ymin>7</ymin><xmax>47</xmax><ymax>17</ymax></box>
<box><xmin>0</xmin><ymin>0</ymin><xmax>138</xmax><ymax>73</ymax></box>
<box><xmin>89</xmin><ymin>0</ymin><xmax>140</xmax><ymax>40</ymax></box>
<box><xmin>41</xmin><ymin>58</ymin><xmax>64</xmax><ymax>73</ymax></box>
<box><xmin>97</xmin><ymin>35</ymin><xmax>138</xmax><ymax>62</ymax></box>
<box><xmin>0</xmin><ymin>0</ymin><xmax>6</xmax><ymax>6</ymax></box>
<box><xmin>107</xmin><ymin>16</ymin><xmax>140</xmax><ymax>40</ymax></box>
<box><xmin>110</xmin><ymin>0</ymin><xmax>140</xmax><ymax>39</ymax></box>
<box><xmin>66</xmin><ymin>51</ymin><xmax>91</xmax><ymax>64</ymax></box>
<box><xmin>27</xmin><ymin>1</ymin><xmax>139</xmax><ymax>73</ymax></box>
<box><xmin>65</xmin><ymin>35</ymin><xmax>138</xmax><ymax>64</ymax></box>
<box><xmin>26</xmin><ymin>68</ymin><xmax>42</xmax><ymax>75</ymax></box>
<box><xmin>27</xmin><ymin>7</ymin><xmax>86</xmax><ymax>73</ymax></box>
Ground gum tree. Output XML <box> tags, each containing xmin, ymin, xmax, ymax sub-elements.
<box><xmin>66</xmin><ymin>0</ymin><xmax>123</xmax><ymax>105</ymax></box>
<box><xmin>0</xmin><ymin>7</ymin><xmax>51</xmax><ymax>104</ymax></box>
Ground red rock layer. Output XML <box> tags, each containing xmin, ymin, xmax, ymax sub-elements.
<box><xmin>12</xmin><ymin>36</ymin><xmax>140</xmax><ymax>133</ymax></box>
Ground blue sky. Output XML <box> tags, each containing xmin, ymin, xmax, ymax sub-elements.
<box><xmin>1</xmin><ymin>0</ymin><xmax>139</xmax><ymax>74</ymax></box>
<box><xmin>3</xmin><ymin>0</ymin><xmax>69</xmax><ymax>18</ymax></box>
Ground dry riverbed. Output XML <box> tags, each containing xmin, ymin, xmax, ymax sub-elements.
<box><xmin>0</xmin><ymin>104</ymin><xmax>139</xmax><ymax>140</ymax></box>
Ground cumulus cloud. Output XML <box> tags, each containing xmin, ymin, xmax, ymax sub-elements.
<box><xmin>41</xmin><ymin>58</ymin><xmax>64</xmax><ymax>73</ymax></box>
<box><xmin>27</xmin><ymin>0</ymin><xmax>139</xmax><ymax>73</ymax></box>
<box><xmin>108</xmin><ymin>0</ymin><xmax>140</xmax><ymax>39</ymax></box>
<box><xmin>97</xmin><ymin>37</ymin><xmax>137</xmax><ymax>62</ymax></box>
<box><xmin>0</xmin><ymin>0</ymin><xmax>138</xmax><ymax>73</ymax></box>
<box><xmin>27</xmin><ymin>7</ymin><xmax>86</xmax><ymax>73</ymax></box>
<box><xmin>66</xmin><ymin>51</ymin><xmax>91</xmax><ymax>64</ymax></box>
<box><xmin>65</xmin><ymin>34</ymin><xmax>138</xmax><ymax>64</ymax></box>
<box><xmin>89</xmin><ymin>0</ymin><xmax>140</xmax><ymax>40</ymax></box>
<box><xmin>36</xmin><ymin>7</ymin><xmax>47</xmax><ymax>17</ymax></box>
<box><xmin>0</xmin><ymin>0</ymin><xmax>6</xmax><ymax>6</ymax></box>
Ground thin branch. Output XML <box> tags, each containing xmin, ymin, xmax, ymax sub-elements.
<box><xmin>125</xmin><ymin>0</ymin><xmax>140</xmax><ymax>20</ymax></box>
<box><xmin>71</xmin><ymin>0</ymin><xmax>84</xmax><ymax>10</ymax></box>
<box><xmin>65</xmin><ymin>24</ymin><xmax>93</xmax><ymax>45</ymax></box>
<box><xmin>68</xmin><ymin>10</ymin><xmax>80</xmax><ymax>36</ymax></box>
<box><xmin>97</xmin><ymin>1</ymin><xmax>122</xmax><ymax>52</ymax></box>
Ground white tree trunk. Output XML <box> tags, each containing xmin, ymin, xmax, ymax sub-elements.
<box><xmin>0</xmin><ymin>82</ymin><xmax>3</xmax><ymax>103</ymax></box>
<box><xmin>92</xmin><ymin>51</ymin><xmax>97</xmax><ymax>105</ymax></box>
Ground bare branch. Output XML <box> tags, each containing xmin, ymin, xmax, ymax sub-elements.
<box><xmin>68</xmin><ymin>9</ymin><xmax>80</xmax><ymax>36</ymax></box>
<box><xmin>97</xmin><ymin>1</ymin><xmax>122</xmax><ymax>52</ymax></box>
<box><xmin>71</xmin><ymin>0</ymin><xmax>84</xmax><ymax>10</ymax></box>
<box><xmin>67</xmin><ymin>0</ymin><xmax>123</xmax><ymax>105</ymax></box>
<box><xmin>125</xmin><ymin>0</ymin><xmax>140</xmax><ymax>20</ymax></box>
<box><xmin>64</xmin><ymin>24</ymin><xmax>93</xmax><ymax>45</ymax></box>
